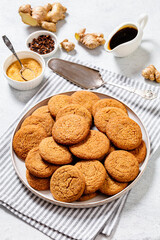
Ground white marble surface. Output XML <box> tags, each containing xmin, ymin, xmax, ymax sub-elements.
<box><xmin>0</xmin><ymin>0</ymin><xmax>160</xmax><ymax>239</ymax></box>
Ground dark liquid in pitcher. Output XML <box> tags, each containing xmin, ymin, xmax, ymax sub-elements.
<box><xmin>108</xmin><ymin>26</ymin><xmax>138</xmax><ymax>50</ymax></box>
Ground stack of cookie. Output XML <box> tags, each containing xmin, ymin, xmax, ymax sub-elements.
<box><xmin>13</xmin><ymin>91</ymin><xmax>146</xmax><ymax>203</ymax></box>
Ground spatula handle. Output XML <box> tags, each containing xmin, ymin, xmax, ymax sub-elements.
<box><xmin>106</xmin><ymin>81</ymin><xmax>157</xmax><ymax>100</ymax></box>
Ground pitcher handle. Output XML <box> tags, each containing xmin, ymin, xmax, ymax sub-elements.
<box><xmin>137</xmin><ymin>14</ymin><xmax>148</xmax><ymax>30</ymax></box>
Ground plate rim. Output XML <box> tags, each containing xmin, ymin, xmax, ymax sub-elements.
<box><xmin>10</xmin><ymin>91</ymin><xmax>151</xmax><ymax>208</ymax></box>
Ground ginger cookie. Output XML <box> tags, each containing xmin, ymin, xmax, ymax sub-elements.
<box><xmin>50</xmin><ymin>165</ymin><xmax>85</xmax><ymax>202</ymax></box>
<box><xmin>25</xmin><ymin>147</ymin><xmax>59</xmax><ymax>178</ymax></box>
<box><xmin>32</xmin><ymin>105</ymin><xmax>50</xmax><ymax>116</ymax></box>
<box><xmin>21</xmin><ymin>115</ymin><xmax>54</xmax><ymax>137</ymax></box>
<box><xmin>77</xmin><ymin>192</ymin><xmax>98</xmax><ymax>201</ymax></box>
<box><xmin>99</xmin><ymin>172</ymin><xmax>128</xmax><ymax>196</ymax></box>
<box><xmin>104</xmin><ymin>150</ymin><xmax>139</xmax><ymax>182</ymax></box>
<box><xmin>129</xmin><ymin>140</ymin><xmax>147</xmax><ymax>164</ymax></box>
<box><xmin>26</xmin><ymin>170</ymin><xmax>50</xmax><ymax>191</ymax></box>
<box><xmin>92</xmin><ymin>98</ymin><xmax>128</xmax><ymax>116</ymax></box>
<box><xmin>32</xmin><ymin>105</ymin><xmax>54</xmax><ymax>120</ymax></box>
<box><xmin>39</xmin><ymin>137</ymin><xmax>73</xmax><ymax>165</ymax></box>
<box><xmin>48</xmin><ymin>94</ymin><xmax>71</xmax><ymax>117</ymax></box>
<box><xmin>13</xmin><ymin>125</ymin><xmax>47</xmax><ymax>160</ymax></box>
<box><xmin>71</xmin><ymin>91</ymin><xmax>99</xmax><ymax>113</ymax></box>
<box><xmin>94</xmin><ymin>107</ymin><xmax>128</xmax><ymax>133</ymax></box>
<box><xmin>106</xmin><ymin>118</ymin><xmax>142</xmax><ymax>150</ymax></box>
<box><xmin>70</xmin><ymin>130</ymin><xmax>110</xmax><ymax>160</ymax></box>
<box><xmin>75</xmin><ymin>160</ymin><xmax>106</xmax><ymax>194</ymax></box>
<box><xmin>56</xmin><ymin>104</ymin><xmax>92</xmax><ymax>126</ymax></box>
<box><xmin>52</xmin><ymin>114</ymin><xmax>90</xmax><ymax>145</ymax></box>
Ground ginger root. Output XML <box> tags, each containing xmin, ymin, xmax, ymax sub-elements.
<box><xmin>18</xmin><ymin>3</ymin><xmax>67</xmax><ymax>32</ymax></box>
<box><xmin>75</xmin><ymin>28</ymin><xmax>105</xmax><ymax>49</ymax></box>
<box><xmin>60</xmin><ymin>39</ymin><xmax>75</xmax><ymax>52</ymax></box>
<box><xmin>142</xmin><ymin>65</ymin><xmax>160</xmax><ymax>83</ymax></box>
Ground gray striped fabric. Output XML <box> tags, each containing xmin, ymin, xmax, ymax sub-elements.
<box><xmin>0</xmin><ymin>56</ymin><xmax>160</xmax><ymax>240</ymax></box>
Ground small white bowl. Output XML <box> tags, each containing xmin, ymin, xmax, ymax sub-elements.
<box><xmin>26</xmin><ymin>30</ymin><xmax>59</xmax><ymax>58</ymax></box>
<box><xmin>3</xmin><ymin>51</ymin><xmax>45</xmax><ymax>91</ymax></box>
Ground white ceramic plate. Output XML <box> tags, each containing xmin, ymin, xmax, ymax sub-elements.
<box><xmin>11</xmin><ymin>91</ymin><xmax>150</xmax><ymax>208</ymax></box>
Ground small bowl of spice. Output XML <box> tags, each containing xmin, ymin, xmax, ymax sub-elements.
<box><xmin>3</xmin><ymin>50</ymin><xmax>45</xmax><ymax>90</ymax></box>
<box><xmin>26</xmin><ymin>30</ymin><xmax>59</xmax><ymax>58</ymax></box>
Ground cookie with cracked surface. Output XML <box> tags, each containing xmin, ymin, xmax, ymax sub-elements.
<box><xmin>69</xmin><ymin>130</ymin><xmax>110</xmax><ymax>160</ymax></box>
<box><xmin>99</xmin><ymin>171</ymin><xmax>128</xmax><ymax>195</ymax></box>
<box><xmin>52</xmin><ymin>114</ymin><xmax>90</xmax><ymax>145</ymax></box>
<box><xmin>39</xmin><ymin>137</ymin><xmax>73</xmax><ymax>165</ymax></box>
<box><xmin>129</xmin><ymin>140</ymin><xmax>147</xmax><ymax>164</ymax></box>
<box><xmin>32</xmin><ymin>105</ymin><xmax>51</xmax><ymax>116</ymax></box>
<box><xmin>26</xmin><ymin>170</ymin><xmax>50</xmax><ymax>191</ymax></box>
<box><xmin>77</xmin><ymin>192</ymin><xmax>98</xmax><ymax>201</ymax></box>
<box><xmin>104</xmin><ymin>150</ymin><xmax>139</xmax><ymax>182</ymax></box>
<box><xmin>13</xmin><ymin>125</ymin><xmax>47</xmax><ymax>160</ymax></box>
<box><xmin>48</xmin><ymin>94</ymin><xmax>71</xmax><ymax>117</ymax></box>
<box><xmin>25</xmin><ymin>147</ymin><xmax>59</xmax><ymax>178</ymax></box>
<box><xmin>94</xmin><ymin>107</ymin><xmax>128</xmax><ymax>133</ymax></box>
<box><xmin>21</xmin><ymin>115</ymin><xmax>54</xmax><ymax>137</ymax></box>
<box><xmin>56</xmin><ymin>104</ymin><xmax>92</xmax><ymax>126</ymax></box>
<box><xmin>106</xmin><ymin>118</ymin><xmax>142</xmax><ymax>150</ymax></box>
<box><xmin>32</xmin><ymin>105</ymin><xmax>54</xmax><ymax>120</ymax></box>
<box><xmin>75</xmin><ymin>160</ymin><xmax>106</xmax><ymax>194</ymax></box>
<box><xmin>71</xmin><ymin>91</ymin><xmax>99</xmax><ymax>113</ymax></box>
<box><xmin>50</xmin><ymin>165</ymin><xmax>85</xmax><ymax>202</ymax></box>
<box><xmin>92</xmin><ymin>98</ymin><xmax>128</xmax><ymax>116</ymax></box>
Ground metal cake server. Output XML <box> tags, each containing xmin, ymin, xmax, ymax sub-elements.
<box><xmin>48</xmin><ymin>58</ymin><xmax>157</xmax><ymax>100</ymax></box>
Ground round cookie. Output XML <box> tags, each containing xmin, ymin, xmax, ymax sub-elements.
<box><xmin>39</xmin><ymin>137</ymin><xmax>73</xmax><ymax>165</ymax></box>
<box><xmin>92</xmin><ymin>98</ymin><xmax>128</xmax><ymax>116</ymax></box>
<box><xmin>21</xmin><ymin>115</ymin><xmax>54</xmax><ymax>137</ymax></box>
<box><xmin>50</xmin><ymin>165</ymin><xmax>85</xmax><ymax>202</ymax></box>
<box><xmin>32</xmin><ymin>105</ymin><xmax>54</xmax><ymax>119</ymax></box>
<box><xmin>25</xmin><ymin>147</ymin><xmax>59</xmax><ymax>178</ymax></box>
<box><xmin>32</xmin><ymin>105</ymin><xmax>50</xmax><ymax>116</ymax></box>
<box><xmin>52</xmin><ymin>114</ymin><xmax>90</xmax><ymax>145</ymax></box>
<box><xmin>13</xmin><ymin>125</ymin><xmax>47</xmax><ymax>160</ymax></box>
<box><xmin>77</xmin><ymin>192</ymin><xmax>98</xmax><ymax>202</ymax></box>
<box><xmin>56</xmin><ymin>104</ymin><xmax>92</xmax><ymax>126</ymax></box>
<box><xmin>94</xmin><ymin>107</ymin><xmax>128</xmax><ymax>133</ymax></box>
<box><xmin>106</xmin><ymin>118</ymin><xmax>142</xmax><ymax>150</ymax></box>
<box><xmin>75</xmin><ymin>160</ymin><xmax>106</xmax><ymax>194</ymax></box>
<box><xmin>129</xmin><ymin>140</ymin><xmax>146</xmax><ymax>164</ymax></box>
<box><xmin>104</xmin><ymin>150</ymin><xmax>139</xmax><ymax>182</ymax></box>
<box><xmin>99</xmin><ymin>172</ymin><xmax>128</xmax><ymax>196</ymax></box>
<box><xmin>26</xmin><ymin>170</ymin><xmax>50</xmax><ymax>191</ymax></box>
<box><xmin>70</xmin><ymin>130</ymin><xmax>110</xmax><ymax>160</ymax></box>
<box><xmin>71</xmin><ymin>91</ymin><xmax>99</xmax><ymax>113</ymax></box>
<box><xmin>48</xmin><ymin>94</ymin><xmax>71</xmax><ymax>117</ymax></box>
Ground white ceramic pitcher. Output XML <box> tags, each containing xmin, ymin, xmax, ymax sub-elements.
<box><xmin>104</xmin><ymin>14</ymin><xmax>148</xmax><ymax>57</ymax></box>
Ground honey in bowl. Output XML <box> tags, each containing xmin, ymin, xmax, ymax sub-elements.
<box><xmin>108</xmin><ymin>25</ymin><xmax>138</xmax><ymax>50</ymax></box>
<box><xmin>6</xmin><ymin>58</ymin><xmax>42</xmax><ymax>82</ymax></box>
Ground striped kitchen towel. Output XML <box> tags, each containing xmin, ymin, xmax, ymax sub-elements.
<box><xmin>0</xmin><ymin>56</ymin><xmax>160</xmax><ymax>240</ymax></box>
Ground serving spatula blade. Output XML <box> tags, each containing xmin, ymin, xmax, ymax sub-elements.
<box><xmin>48</xmin><ymin>58</ymin><xmax>104</xmax><ymax>89</ymax></box>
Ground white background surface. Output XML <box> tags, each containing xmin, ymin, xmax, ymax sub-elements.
<box><xmin>0</xmin><ymin>0</ymin><xmax>160</xmax><ymax>239</ymax></box>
